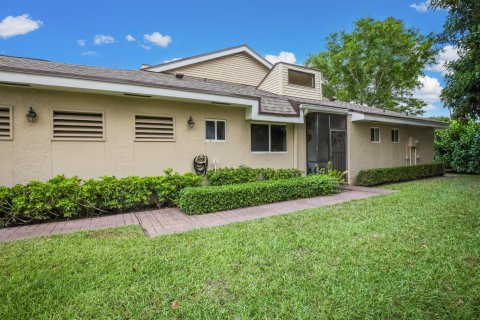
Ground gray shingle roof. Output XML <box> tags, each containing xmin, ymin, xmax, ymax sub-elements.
<box><xmin>290</xmin><ymin>96</ymin><xmax>444</xmax><ymax>124</ymax></box>
<box><xmin>0</xmin><ymin>55</ymin><xmax>445</xmax><ymax>125</ymax></box>
<box><xmin>0</xmin><ymin>55</ymin><xmax>297</xmax><ymax>116</ymax></box>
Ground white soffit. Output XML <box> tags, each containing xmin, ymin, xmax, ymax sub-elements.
<box><xmin>351</xmin><ymin>112</ymin><xmax>448</xmax><ymax>128</ymax></box>
<box><xmin>146</xmin><ymin>45</ymin><xmax>273</xmax><ymax>72</ymax></box>
<box><xmin>0</xmin><ymin>71</ymin><xmax>257</xmax><ymax>106</ymax></box>
<box><xmin>301</xmin><ymin>104</ymin><xmax>349</xmax><ymax>115</ymax></box>
<box><xmin>247</xmin><ymin>103</ymin><xmax>304</xmax><ymax>123</ymax></box>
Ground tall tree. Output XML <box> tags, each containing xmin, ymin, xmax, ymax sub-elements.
<box><xmin>306</xmin><ymin>17</ymin><xmax>437</xmax><ymax>115</ymax></box>
<box><xmin>430</xmin><ymin>0</ymin><xmax>480</xmax><ymax>120</ymax></box>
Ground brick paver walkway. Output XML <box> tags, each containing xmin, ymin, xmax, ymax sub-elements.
<box><xmin>0</xmin><ymin>186</ymin><xmax>394</xmax><ymax>242</ymax></box>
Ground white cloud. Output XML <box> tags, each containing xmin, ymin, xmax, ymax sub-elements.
<box><xmin>80</xmin><ymin>50</ymin><xmax>98</xmax><ymax>56</ymax></box>
<box><xmin>413</xmin><ymin>75</ymin><xmax>443</xmax><ymax>111</ymax></box>
<box><xmin>93</xmin><ymin>34</ymin><xmax>115</xmax><ymax>45</ymax></box>
<box><xmin>0</xmin><ymin>14</ymin><xmax>42</xmax><ymax>39</ymax></box>
<box><xmin>77</xmin><ymin>39</ymin><xmax>86</xmax><ymax>47</ymax></box>
<box><xmin>143</xmin><ymin>32</ymin><xmax>172</xmax><ymax>47</ymax></box>
<box><xmin>265</xmin><ymin>51</ymin><xmax>297</xmax><ymax>64</ymax></box>
<box><xmin>423</xmin><ymin>103</ymin><xmax>436</xmax><ymax>111</ymax></box>
<box><xmin>164</xmin><ymin>57</ymin><xmax>181</xmax><ymax>63</ymax></box>
<box><xmin>426</xmin><ymin>45</ymin><xmax>460</xmax><ymax>75</ymax></box>
<box><xmin>410</xmin><ymin>1</ymin><xmax>430</xmax><ymax>12</ymax></box>
<box><xmin>140</xmin><ymin>44</ymin><xmax>151</xmax><ymax>50</ymax></box>
<box><xmin>126</xmin><ymin>34</ymin><xmax>135</xmax><ymax>42</ymax></box>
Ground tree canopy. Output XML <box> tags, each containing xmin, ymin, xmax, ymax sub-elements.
<box><xmin>430</xmin><ymin>0</ymin><xmax>480</xmax><ymax>120</ymax></box>
<box><xmin>435</xmin><ymin>119</ymin><xmax>480</xmax><ymax>173</ymax></box>
<box><xmin>306</xmin><ymin>17</ymin><xmax>437</xmax><ymax>115</ymax></box>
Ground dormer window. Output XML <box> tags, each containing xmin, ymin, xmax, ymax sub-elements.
<box><xmin>288</xmin><ymin>69</ymin><xmax>315</xmax><ymax>88</ymax></box>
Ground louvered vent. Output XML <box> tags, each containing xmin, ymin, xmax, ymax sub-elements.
<box><xmin>135</xmin><ymin>115</ymin><xmax>175</xmax><ymax>141</ymax></box>
<box><xmin>53</xmin><ymin>110</ymin><xmax>104</xmax><ymax>140</ymax></box>
<box><xmin>0</xmin><ymin>106</ymin><xmax>12</xmax><ymax>140</ymax></box>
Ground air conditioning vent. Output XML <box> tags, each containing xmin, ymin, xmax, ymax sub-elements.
<box><xmin>53</xmin><ymin>110</ymin><xmax>104</xmax><ymax>140</ymax></box>
<box><xmin>0</xmin><ymin>106</ymin><xmax>12</xmax><ymax>140</ymax></box>
<box><xmin>135</xmin><ymin>114</ymin><xmax>175</xmax><ymax>141</ymax></box>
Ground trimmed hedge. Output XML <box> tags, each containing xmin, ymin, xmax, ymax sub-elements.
<box><xmin>356</xmin><ymin>163</ymin><xmax>445</xmax><ymax>186</ymax></box>
<box><xmin>0</xmin><ymin>169</ymin><xmax>201</xmax><ymax>227</ymax></box>
<box><xmin>207</xmin><ymin>166</ymin><xmax>303</xmax><ymax>186</ymax></box>
<box><xmin>178</xmin><ymin>175</ymin><xmax>340</xmax><ymax>214</ymax></box>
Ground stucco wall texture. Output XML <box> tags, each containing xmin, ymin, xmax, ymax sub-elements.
<box><xmin>347</xmin><ymin>117</ymin><xmax>435</xmax><ymax>184</ymax></box>
<box><xmin>0</xmin><ymin>87</ymin><xmax>296</xmax><ymax>186</ymax></box>
<box><xmin>0</xmin><ymin>87</ymin><xmax>435</xmax><ymax>186</ymax></box>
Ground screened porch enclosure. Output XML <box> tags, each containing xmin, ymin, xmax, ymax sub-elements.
<box><xmin>306</xmin><ymin>112</ymin><xmax>347</xmax><ymax>174</ymax></box>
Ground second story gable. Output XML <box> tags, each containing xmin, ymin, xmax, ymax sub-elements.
<box><xmin>143</xmin><ymin>45</ymin><xmax>272</xmax><ymax>86</ymax></box>
<box><xmin>143</xmin><ymin>44</ymin><xmax>323</xmax><ymax>101</ymax></box>
<box><xmin>258</xmin><ymin>63</ymin><xmax>322</xmax><ymax>100</ymax></box>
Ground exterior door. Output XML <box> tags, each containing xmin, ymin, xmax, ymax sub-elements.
<box><xmin>330</xmin><ymin>130</ymin><xmax>346</xmax><ymax>172</ymax></box>
<box><xmin>306</xmin><ymin>112</ymin><xmax>347</xmax><ymax>174</ymax></box>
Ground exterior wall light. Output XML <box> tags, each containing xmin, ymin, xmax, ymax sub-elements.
<box><xmin>26</xmin><ymin>107</ymin><xmax>37</xmax><ymax>122</ymax></box>
<box><xmin>188</xmin><ymin>116</ymin><xmax>195</xmax><ymax>128</ymax></box>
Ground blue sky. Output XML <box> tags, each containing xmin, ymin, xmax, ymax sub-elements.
<box><xmin>1</xmin><ymin>0</ymin><xmax>454</xmax><ymax>116</ymax></box>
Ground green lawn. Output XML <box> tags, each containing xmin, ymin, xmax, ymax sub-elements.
<box><xmin>1</xmin><ymin>175</ymin><xmax>479</xmax><ymax>319</ymax></box>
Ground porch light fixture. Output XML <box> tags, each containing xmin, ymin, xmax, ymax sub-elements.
<box><xmin>26</xmin><ymin>107</ymin><xmax>37</xmax><ymax>122</ymax></box>
<box><xmin>188</xmin><ymin>116</ymin><xmax>195</xmax><ymax>128</ymax></box>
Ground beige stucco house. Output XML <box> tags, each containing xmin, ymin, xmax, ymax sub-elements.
<box><xmin>0</xmin><ymin>45</ymin><xmax>446</xmax><ymax>186</ymax></box>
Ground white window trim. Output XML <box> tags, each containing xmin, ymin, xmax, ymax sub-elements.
<box><xmin>391</xmin><ymin>128</ymin><xmax>400</xmax><ymax>143</ymax></box>
<box><xmin>251</xmin><ymin>122</ymin><xmax>288</xmax><ymax>153</ymax></box>
<box><xmin>51</xmin><ymin>108</ymin><xmax>105</xmax><ymax>142</ymax></box>
<box><xmin>134</xmin><ymin>113</ymin><xmax>176</xmax><ymax>142</ymax></box>
<box><xmin>0</xmin><ymin>105</ymin><xmax>13</xmax><ymax>141</ymax></box>
<box><xmin>205</xmin><ymin>119</ymin><xmax>226</xmax><ymax>142</ymax></box>
<box><xmin>370</xmin><ymin>127</ymin><xmax>380</xmax><ymax>143</ymax></box>
<box><xmin>287</xmin><ymin>69</ymin><xmax>316</xmax><ymax>89</ymax></box>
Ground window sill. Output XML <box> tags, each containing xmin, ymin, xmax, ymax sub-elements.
<box><xmin>251</xmin><ymin>151</ymin><xmax>288</xmax><ymax>154</ymax></box>
<box><xmin>206</xmin><ymin>139</ymin><xmax>226</xmax><ymax>143</ymax></box>
<box><xmin>286</xmin><ymin>83</ymin><xmax>316</xmax><ymax>90</ymax></box>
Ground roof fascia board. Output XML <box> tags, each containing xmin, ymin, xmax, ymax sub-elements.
<box><xmin>147</xmin><ymin>46</ymin><xmax>272</xmax><ymax>72</ymax></box>
<box><xmin>0</xmin><ymin>70</ymin><xmax>258</xmax><ymax>107</ymax></box>
<box><xmin>301</xmin><ymin>104</ymin><xmax>349</xmax><ymax>115</ymax></box>
<box><xmin>248</xmin><ymin>103</ymin><xmax>304</xmax><ymax>124</ymax></box>
<box><xmin>350</xmin><ymin>111</ymin><xmax>448</xmax><ymax>128</ymax></box>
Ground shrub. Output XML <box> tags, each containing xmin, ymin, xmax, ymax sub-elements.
<box><xmin>207</xmin><ymin>166</ymin><xmax>303</xmax><ymax>186</ymax></box>
<box><xmin>356</xmin><ymin>163</ymin><xmax>445</xmax><ymax>186</ymax></box>
<box><xmin>178</xmin><ymin>175</ymin><xmax>340</xmax><ymax>214</ymax></box>
<box><xmin>435</xmin><ymin>119</ymin><xmax>480</xmax><ymax>174</ymax></box>
<box><xmin>315</xmin><ymin>161</ymin><xmax>348</xmax><ymax>184</ymax></box>
<box><xmin>0</xmin><ymin>170</ymin><xmax>202</xmax><ymax>227</ymax></box>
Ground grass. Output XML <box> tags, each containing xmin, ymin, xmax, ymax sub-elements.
<box><xmin>1</xmin><ymin>175</ymin><xmax>479</xmax><ymax>319</ymax></box>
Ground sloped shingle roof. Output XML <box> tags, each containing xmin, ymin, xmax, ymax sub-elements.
<box><xmin>0</xmin><ymin>55</ymin><xmax>297</xmax><ymax>116</ymax></box>
<box><xmin>0</xmin><ymin>55</ymin><xmax>445</xmax><ymax>125</ymax></box>
<box><xmin>291</xmin><ymin>96</ymin><xmax>444</xmax><ymax>124</ymax></box>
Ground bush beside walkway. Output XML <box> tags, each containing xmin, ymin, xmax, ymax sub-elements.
<box><xmin>178</xmin><ymin>175</ymin><xmax>340</xmax><ymax>214</ymax></box>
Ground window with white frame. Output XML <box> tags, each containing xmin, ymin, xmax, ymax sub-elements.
<box><xmin>251</xmin><ymin>123</ymin><xmax>287</xmax><ymax>152</ymax></box>
<box><xmin>370</xmin><ymin>127</ymin><xmax>380</xmax><ymax>143</ymax></box>
<box><xmin>288</xmin><ymin>69</ymin><xmax>315</xmax><ymax>88</ymax></box>
<box><xmin>205</xmin><ymin>119</ymin><xmax>226</xmax><ymax>141</ymax></box>
<box><xmin>391</xmin><ymin>128</ymin><xmax>399</xmax><ymax>143</ymax></box>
